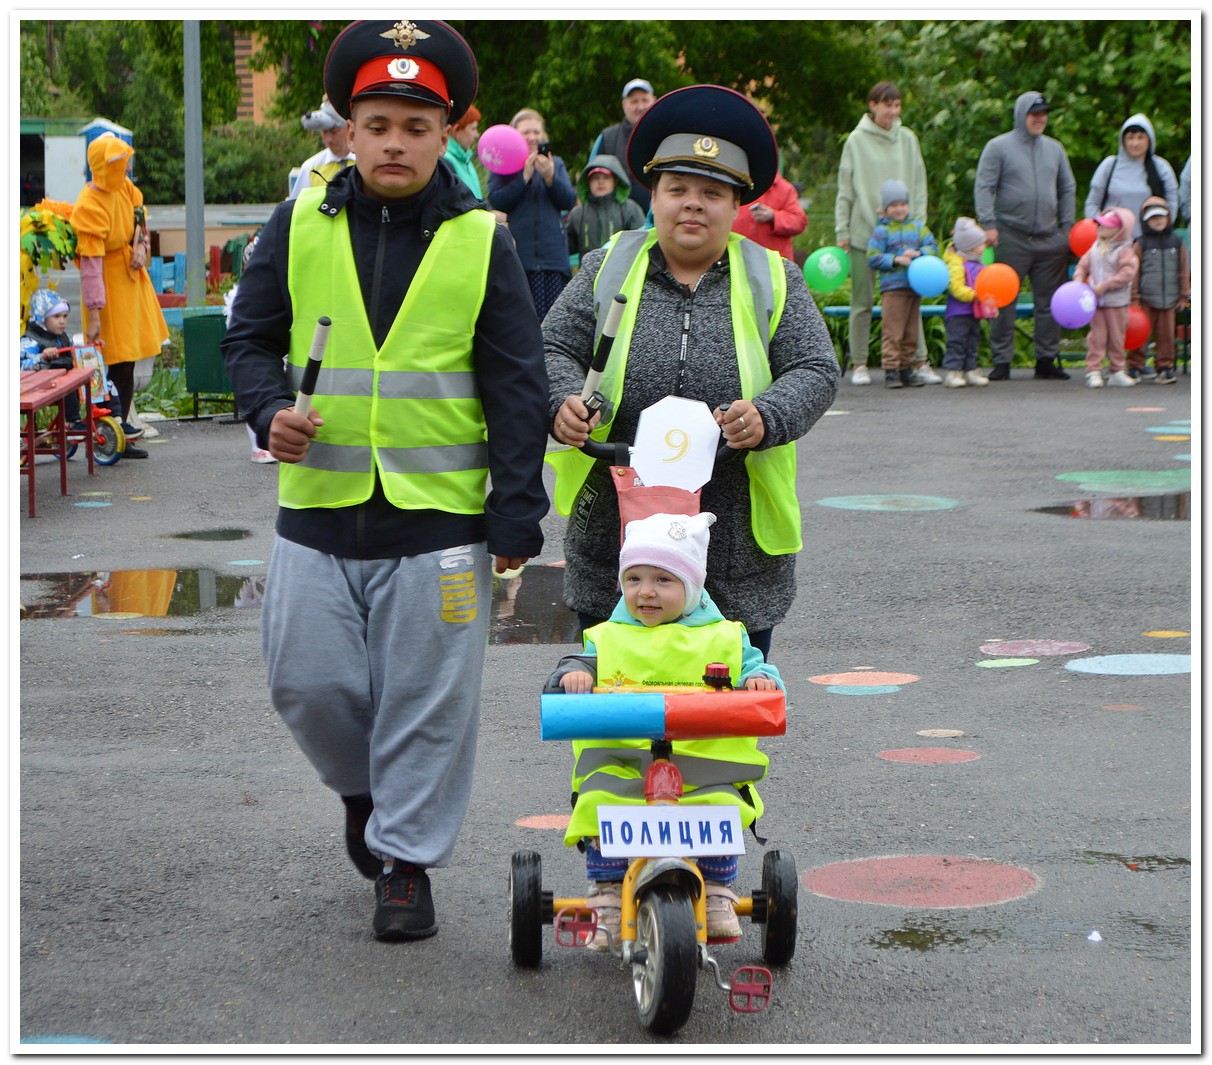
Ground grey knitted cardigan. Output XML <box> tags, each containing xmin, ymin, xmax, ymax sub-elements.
<box><xmin>543</xmin><ymin>240</ymin><xmax>840</xmax><ymax>632</ymax></box>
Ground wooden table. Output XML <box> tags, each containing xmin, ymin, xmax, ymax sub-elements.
<box><xmin>20</xmin><ymin>367</ymin><xmax>96</xmax><ymax>517</ymax></box>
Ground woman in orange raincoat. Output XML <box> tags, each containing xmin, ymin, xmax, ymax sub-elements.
<box><xmin>73</xmin><ymin>133</ymin><xmax>168</xmax><ymax>452</ymax></box>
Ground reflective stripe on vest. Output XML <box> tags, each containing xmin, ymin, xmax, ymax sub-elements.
<box><xmin>544</xmin><ymin>229</ymin><xmax>801</xmax><ymax>553</ymax></box>
<box><xmin>281</xmin><ymin>189</ymin><xmax>495</xmax><ymax>511</ymax></box>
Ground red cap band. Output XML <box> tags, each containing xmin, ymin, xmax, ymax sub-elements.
<box><xmin>350</xmin><ymin>54</ymin><xmax>450</xmax><ymax>110</ymax></box>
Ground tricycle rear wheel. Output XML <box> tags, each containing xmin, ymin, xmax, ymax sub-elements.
<box><xmin>509</xmin><ymin>850</ymin><xmax>543</xmax><ymax>968</ymax></box>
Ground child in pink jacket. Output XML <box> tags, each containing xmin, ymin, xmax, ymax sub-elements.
<box><xmin>1074</xmin><ymin>206</ymin><xmax>1139</xmax><ymax>388</ymax></box>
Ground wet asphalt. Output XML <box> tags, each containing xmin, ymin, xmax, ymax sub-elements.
<box><xmin>16</xmin><ymin>365</ymin><xmax>1194</xmax><ymax>1051</ymax></box>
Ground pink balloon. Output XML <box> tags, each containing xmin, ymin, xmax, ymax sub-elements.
<box><xmin>477</xmin><ymin>124</ymin><xmax>529</xmax><ymax>175</ymax></box>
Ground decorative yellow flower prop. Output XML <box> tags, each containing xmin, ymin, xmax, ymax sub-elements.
<box><xmin>20</xmin><ymin>199</ymin><xmax>77</xmax><ymax>333</ymax></box>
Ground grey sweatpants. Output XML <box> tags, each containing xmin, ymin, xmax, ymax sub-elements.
<box><xmin>262</xmin><ymin>535</ymin><xmax>491</xmax><ymax>868</ymax></box>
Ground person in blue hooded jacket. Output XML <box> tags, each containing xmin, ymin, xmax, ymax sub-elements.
<box><xmin>1083</xmin><ymin>113</ymin><xmax>1179</xmax><ymax>240</ymax></box>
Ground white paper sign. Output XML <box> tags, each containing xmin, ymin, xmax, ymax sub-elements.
<box><xmin>596</xmin><ymin>805</ymin><xmax>746</xmax><ymax>857</ymax></box>
<box><xmin>631</xmin><ymin>396</ymin><xmax>720</xmax><ymax>492</ymax></box>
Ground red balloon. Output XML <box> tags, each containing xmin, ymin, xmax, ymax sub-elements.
<box><xmin>1069</xmin><ymin>218</ymin><xmax>1098</xmax><ymax>257</ymax></box>
<box><xmin>1125</xmin><ymin>305</ymin><xmax>1151</xmax><ymax>350</ymax></box>
<box><xmin>973</xmin><ymin>262</ymin><xmax>1021</xmax><ymax>308</ymax></box>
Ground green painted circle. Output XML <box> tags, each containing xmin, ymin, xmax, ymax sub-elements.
<box><xmin>816</xmin><ymin>494</ymin><xmax>960</xmax><ymax>512</ymax></box>
<box><xmin>1056</xmin><ymin>470</ymin><xmax>1190</xmax><ymax>493</ymax></box>
<box><xmin>976</xmin><ymin>658</ymin><xmax>1039</xmax><ymax>668</ymax></box>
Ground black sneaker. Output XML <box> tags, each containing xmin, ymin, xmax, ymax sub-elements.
<box><xmin>884</xmin><ymin>371</ymin><xmax>903</xmax><ymax>389</ymax></box>
<box><xmin>374</xmin><ymin>862</ymin><xmax>438</xmax><ymax>941</ymax></box>
<box><xmin>900</xmin><ymin>369</ymin><xmax>925</xmax><ymax>387</ymax></box>
<box><xmin>120</xmin><ymin>421</ymin><xmax>144</xmax><ymax>441</ymax></box>
<box><xmin>987</xmin><ymin>364</ymin><xmax>1011</xmax><ymax>381</ymax></box>
<box><xmin>122</xmin><ymin>444</ymin><xmax>149</xmax><ymax>459</ymax></box>
<box><xmin>342</xmin><ymin>793</ymin><xmax>380</xmax><ymax>879</ymax></box>
<box><xmin>1125</xmin><ymin>367</ymin><xmax>1141</xmax><ymax>381</ymax></box>
<box><xmin>1155</xmin><ymin>367</ymin><xmax>1177</xmax><ymax>384</ymax></box>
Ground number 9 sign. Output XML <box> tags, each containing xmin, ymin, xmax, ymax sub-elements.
<box><xmin>632</xmin><ymin>396</ymin><xmax>720</xmax><ymax>492</ymax></box>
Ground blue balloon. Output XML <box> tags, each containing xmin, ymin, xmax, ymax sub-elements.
<box><xmin>907</xmin><ymin>254</ymin><xmax>950</xmax><ymax>297</ymax></box>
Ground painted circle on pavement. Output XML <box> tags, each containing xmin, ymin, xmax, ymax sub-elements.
<box><xmin>878</xmin><ymin>748</ymin><xmax>980</xmax><ymax>764</ymax></box>
<box><xmin>229</xmin><ymin>559</ymin><xmax>265</xmax><ymax>566</ymax></box>
<box><xmin>1065</xmin><ymin>653</ymin><xmax>1191</xmax><ymax>676</ymax></box>
<box><xmin>1125</xmin><ymin>406</ymin><xmax>1166</xmax><ymax>412</ymax></box>
<box><xmin>976</xmin><ymin>658</ymin><xmax>1038</xmax><ymax>668</ymax></box>
<box><xmin>827</xmin><ymin>684</ymin><xmax>901</xmax><ymax>696</ymax></box>
<box><xmin>918</xmin><ymin>728</ymin><xmax>964</xmax><ymax>738</ymax></box>
<box><xmin>1153</xmin><ymin>434</ymin><xmax>1190</xmax><ymax>442</ymax></box>
<box><xmin>73</xmin><ymin>501</ymin><xmax>111</xmax><ymax>508</ymax></box>
<box><xmin>94</xmin><ymin>611</ymin><xmax>143</xmax><ymax>620</ymax></box>
<box><xmin>1143</xmin><ymin>630</ymin><xmax>1188</xmax><ymax>639</ymax></box>
<box><xmin>811</xmin><ymin>671</ymin><xmax>919</xmax><ymax>687</ymax></box>
<box><xmin>804</xmin><ymin>855</ymin><xmax>1038</xmax><ymax>908</ymax></box>
<box><xmin>980</xmin><ymin>639</ymin><xmax>1089</xmax><ymax>657</ymax></box>
<box><xmin>1056</xmin><ymin>470</ymin><xmax>1189</xmax><ymax>493</ymax></box>
<box><xmin>1103</xmin><ymin>704</ymin><xmax>1143</xmax><ymax>711</ymax></box>
<box><xmin>817</xmin><ymin>494</ymin><xmax>959</xmax><ymax>512</ymax></box>
<box><xmin>516</xmin><ymin>814</ymin><xmax>571</xmax><ymax>830</ymax></box>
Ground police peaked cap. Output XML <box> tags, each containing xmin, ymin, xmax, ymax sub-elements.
<box><xmin>324</xmin><ymin>20</ymin><xmax>478</xmax><ymax>123</ymax></box>
<box><xmin>626</xmin><ymin>85</ymin><xmax>778</xmax><ymax>205</ymax></box>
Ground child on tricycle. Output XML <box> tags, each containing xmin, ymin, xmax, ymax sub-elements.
<box><xmin>544</xmin><ymin>511</ymin><xmax>783</xmax><ymax>949</ymax></box>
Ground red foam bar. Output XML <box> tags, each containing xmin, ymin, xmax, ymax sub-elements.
<box><xmin>662</xmin><ymin>690</ymin><xmax>786</xmax><ymax>739</ymax></box>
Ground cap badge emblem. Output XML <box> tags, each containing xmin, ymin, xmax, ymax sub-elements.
<box><xmin>381</xmin><ymin>20</ymin><xmax>430</xmax><ymax>50</ymax></box>
<box><xmin>667</xmin><ymin>521</ymin><xmax>687</xmax><ymax>541</ymax></box>
<box><xmin>387</xmin><ymin>57</ymin><xmax>421</xmax><ymax>81</ymax></box>
<box><xmin>692</xmin><ymin>137</ymin><xmax>721</xmax><ymax>159</ymax></box>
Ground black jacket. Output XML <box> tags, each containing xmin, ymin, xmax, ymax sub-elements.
<box><xmin>222</xmin><ymin>160</ymin><xmax>549</xmax><ymax>561</ymax></box>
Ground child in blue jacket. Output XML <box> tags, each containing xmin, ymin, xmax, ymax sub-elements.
<box><xmin>868</xmin><ymin>179</ymin><xmax>938</xmax><ymax>388</ymax></box>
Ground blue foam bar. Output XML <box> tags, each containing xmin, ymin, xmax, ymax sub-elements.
<box><xmin>540</xmin><ymin>693</ymin><xmax>667</xmax><ymax>741</ymax></box>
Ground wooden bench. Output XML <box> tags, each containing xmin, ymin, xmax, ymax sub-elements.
<box><xmin>20</xmin><ymin>367</ymin><xmax>97</xmax><ymax>517</ymax></box>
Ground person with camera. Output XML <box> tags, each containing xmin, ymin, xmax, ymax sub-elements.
<box><xmin>486</xmin><ymin>107</ymin><xmax>577</xmax><ymax>319</ymax></box>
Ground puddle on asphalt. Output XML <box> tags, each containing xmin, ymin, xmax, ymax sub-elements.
<box><xmin>20</xmin><ymin>563</ymin><xmax>582</xmax><ymax>644</ymax></box>
<box><xmin>1080</xmin><ymin>850</ymin><xmax>1191</xmax><ymax>872</ymax></box>
<box><xmin>871</xmin><ymin>922</ymin><xmax>1002</xmax><ymax>952</ymax></box>
<box><xmin>1036</xmin><ymin>493</ymin><xmax>1190</xmax><ymax>520</ymax></box>
<box><xmin>164</xmin><ymin>528</ymin><xmax>253</xmax><ymax>541</ymax></box>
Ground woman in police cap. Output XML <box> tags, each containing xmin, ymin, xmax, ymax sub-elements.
<box><xmin>544</xmin><ymin>85</ymin><xmax>839</xmax><ymax>660</ymax></box>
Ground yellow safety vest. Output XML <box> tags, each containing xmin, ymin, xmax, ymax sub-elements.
<box><xmin>280</xmin><ymin>187</ymin><xmax>496</xmax><ymax>512</ymax></box>
<box><xmin>545</xmin><ymin>228</ymin><xmax>802</xmax><ymax>554</ymax></box>
<box><xmin>564</xmin><ymin>618</ymin><xmax>768</xmax><ymax>844</ymax></box>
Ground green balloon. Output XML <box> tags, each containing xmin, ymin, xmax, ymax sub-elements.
<box><xmin>803</xmin><ymin>246</ymin><xmax>850</xmax><ymax>292</ymax></box>
<box><xmin>981</xmin><ymin>246</ymin><xmax>995</xmax><ymax>266</ymax></box>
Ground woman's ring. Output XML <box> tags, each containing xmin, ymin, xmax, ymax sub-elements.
<box><xmin>738</xmin><ymin>416</ymin><xmax>746</xmax><ymax>429</ymax></box>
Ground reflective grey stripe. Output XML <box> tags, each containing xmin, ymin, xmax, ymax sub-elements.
<box><xmin>739</xmin><ymin>238</ymin><xmax>775</xmax><ymax>359</ymax></box>
<box><xmin>377</xmin><ymin>370</ymin><xmax>480</xmax><ymax>401</ymax></box>
<box><xmin>287</xmin><ymin>364</ymin><xmax>374</xmax><ymax>396</ymax></box>
<box><xmin>593</xmin><ymin>230</ymin><xmax>650</xmax><ymax>347</ymax></box>
<box><xmin>580</xmin><ymin>774</ymin><xmax>752</xmax><ymax>804</ymax></box>
<box><xmin>299</xmin><ymin>441</ymin><xmax>372</xmax><ymax>472</ymax></box>
<box><xmin>575</xmin><ymin>747</ymin><xmax>763</xmax><ymax>786</ymax></box>
<box><xmin>378</xmin><ymin>442</ymin><xmax>488</xmax><ymax>475</ymax></box>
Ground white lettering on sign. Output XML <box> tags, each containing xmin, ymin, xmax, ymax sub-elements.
<box><xmin>596</xmin><ymin>806</ymin><xmax>746</xmax><ymax>857</ymax></box>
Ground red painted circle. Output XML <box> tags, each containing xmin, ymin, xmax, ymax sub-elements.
<box><xmin>878</xmin><ymin>747</ymin><xmax>980</xmax><ymax>764</ymax></box>
<box><xmin>515</xmin><ymin>814</ymin><xmax>571</xmax><ymax>830</ymax></box>
<box><xmin>804</xmin><ymin>856</ymin><xmax>1038</xmax><ymax>908</ymax></box>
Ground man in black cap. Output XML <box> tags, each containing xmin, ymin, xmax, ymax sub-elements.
<box><xmin>543</xmin><ymin>83</ymin><xmax>839</xmax><ymax>943</ymax></box>
<box><xmin>588</xmin><ymin>77</ymin><xmax>656</xmax><ymax>214</ymax></box>
<box><xmin>222</xmin><ymin>20</ymin><xmax>549</xmax><ymax>943</ymax></box>
<box><xmin>974</xmin><ymin>90</ymin><xmax>1077</xmax><ymax>380</ymax></box>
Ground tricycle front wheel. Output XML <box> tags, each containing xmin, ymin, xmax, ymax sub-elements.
<box><xmin>509</xmin><ymin>850</ymin><xmax>544</xmax><ymax>968</ymax></box>
<box><xmin>94</xmin><ymin>416</ymin><xmax>124</xmax><ymax>466</ymax></box>
<box><xmin>631</xmin><ymin>886</ymin><xmax>697</xmax><ymax>1035</ymax></box>
<box><xmin>760</xmin><ymin>849</ymin><xmax>798</xmax><ymax>966</ymax></box>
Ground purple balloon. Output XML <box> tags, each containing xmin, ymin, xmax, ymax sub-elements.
<box><xmin>477</xmin><ymin>124</ymin><xmax>529</xmax><ymax>175</ymax></box>
<box><xmin>1050</xmin><ymin>280</ymin><xmax>1098</xmax><ymax>329</ymax></box>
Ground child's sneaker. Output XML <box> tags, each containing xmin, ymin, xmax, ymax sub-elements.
<box><xmin>943</xmin><ymin>370</ymin><xmax>967</xmax><ymax>388</ymax></box>
<box><xmin>899</xmin><ymin>368</ymin><xmax>925</xmax><ymax>388</ymax></box>
<box><xmin>705</xmin><ymin>882</ymin><xmax>742</xmax><ymax>942</ymax></box>
<box><xmin>251</xmin><ymin>448</ymin><xmax>278</xmax><ymax>464</ymax></box>
<box><xmin>1085</xmin><ymin>371</ymin><xmax>1104</xmax><ymax>389</ymax></box>
<box><xmin>119</xmin><ymin>420</ymin><xmax>144</xmax><ymax>441</ymax></box>
<box><xmin>884</xmin><ymin>371</ymin><xmax>903</xmax><ymax>389</ymax></box>
<box><xmin>1138</xmin><ymin>364</ymin><xmax>1158</xmax><ymax>380</ymax></box>
<box><xmin>850</xmin><ymin>364</ymin><xmax>871</xmax><ymax>386</ymax></box>
<box><xmin>1155</xmin><ymin>367</ymin><xmax>1177</xmax><ymax>384</ymax></box>
<box><xmin>912</xmin><ymin>363</ymin><xmax>943</xmax><ymax>385</ymax></box>
<box><xmin>585</xmin><ymin>881</ymin><xmax>622</xmax><ymax>952</ymax></box>
<box><xmin>964</xmin><ymin>370</ymin><xmax>989</xmax><ymax>387</ymax></box>
<box><xmin>1107</xmin><ymin>370</ymin><xmax>1138</xmax><ymax>387</ymax></box>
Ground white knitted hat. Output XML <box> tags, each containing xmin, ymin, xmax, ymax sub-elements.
<box><xmin>618</xmin><ymin>511</ymin><xmax>715</xmax><ymax>617</ymax></box>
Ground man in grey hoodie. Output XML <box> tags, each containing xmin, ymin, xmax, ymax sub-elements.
<box><xmin>974</xmin><ymin>91</ymin><xmax>1076</xmax><ymax>380</ymax></box>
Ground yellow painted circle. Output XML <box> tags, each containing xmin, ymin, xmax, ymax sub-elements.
<box><xmin>1143</xmin><ymin>630</ymin><xmax>1188</xmax><ymax>638</ymax></box>
<box><xmin>1153</xmin><ymin>434</ymin><xmax>1190</xmax><ymax>442</ymax></box>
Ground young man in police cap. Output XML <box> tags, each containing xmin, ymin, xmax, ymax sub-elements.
<box><xmin>222</xmin><ymin>20</ymin><xmax>549</xmax><ymax>943</ymax></box>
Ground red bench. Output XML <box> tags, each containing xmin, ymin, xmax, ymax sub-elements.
<box><xmin>20</xmin><ymin>367</ymin><xmax>97</xmax><ymax>517</ymax></box>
